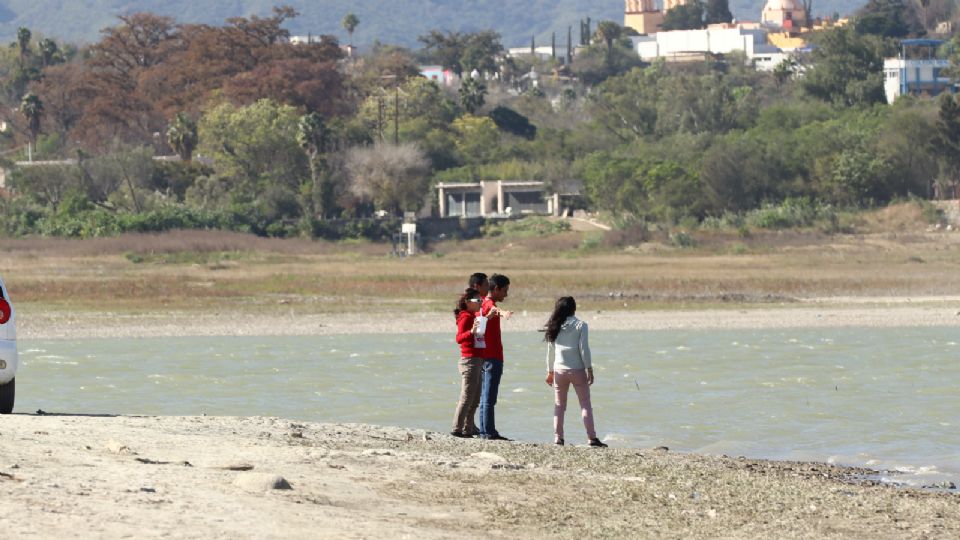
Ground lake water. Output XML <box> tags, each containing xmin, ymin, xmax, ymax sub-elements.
<box><xmin>15</xmin><ymin>327</ymin><xmax>960</xmax><ymax>487</ymax></box>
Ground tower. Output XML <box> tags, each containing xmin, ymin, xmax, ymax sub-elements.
<box><xmin>624</xmin><ymin>0</ymin><xmax>664</xmax><ymax>35</ymax></box>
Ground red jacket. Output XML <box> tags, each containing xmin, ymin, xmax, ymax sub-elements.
<box><xmin>480</xmin><ymin>297</ymin><xmax>503</xmax><ymax>361</ymax></box>
<box><xmin>455</xmin><ymin>310</ymin><xmax>484</xmax><ymax>358</ymax></box>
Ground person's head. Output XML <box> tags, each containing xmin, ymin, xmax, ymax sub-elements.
<box><xmin>543</xmin><ymin>296</ymin><xmax>577</xmax><ymax>342</ymax></box>
<box><xmin>488</xmin><ymin>274</ymin><xmax>510</xmax><ymax>302</ymax></box>
<box><xmin>469</xmin><ymin>272</ymin><xmax>489</xmax><ymax>297</ymax></box>
<box><xmin>454</xmin><ymin>287</ymin><xmax>483</xmax><ymax>317</ymax></box>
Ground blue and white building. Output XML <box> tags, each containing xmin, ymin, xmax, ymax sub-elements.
<box><xmin>883</xmin><ymin>39</ymin><xmax>954</xmax><ymax>104</ymax></box>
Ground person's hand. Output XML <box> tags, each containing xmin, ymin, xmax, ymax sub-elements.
<box><xmin>545</xmin><ymin>371</ymin><xmax>554</xmax><ymax>386</ymax></box>
<box><xmin>586</xmin><ymin>368</ymin><xmax>594</xmax><ymax>385</ymax></box>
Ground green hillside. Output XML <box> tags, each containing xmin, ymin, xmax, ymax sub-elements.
<box><xmin>0</xmin><ymin>0</ymin><xmax>865</xmax><ymax>48</ymax></box>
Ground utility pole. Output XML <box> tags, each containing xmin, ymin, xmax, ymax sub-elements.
<box><xmin>394</xmin><ymin>83</ymin><xmax>399</xmax><ymax>145</ymax></box>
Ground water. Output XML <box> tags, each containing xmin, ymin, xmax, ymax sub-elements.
<box><xmin>15</xmin><ymin>327</ymin><xmax>960</xmax><ymax>487</ymax></box>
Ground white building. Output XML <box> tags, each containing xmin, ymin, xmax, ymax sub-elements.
<box><xmin>506</xmin><ymin>45</ymin><xmax>566</xmax><ymax>62</ymax></box>
<box><xmin>632</xmin><ymin>27</ymin><xmax>768</xmax><ymax>61</ymax></box>
<box><xmin>883</xmin><ymin>39</ymin><xmax>953</xmax><ymax>104</ymax></box>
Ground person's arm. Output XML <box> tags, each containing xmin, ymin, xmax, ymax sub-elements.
<box><xmin>455</xmin><ymin>315</ymin><xmax>475</xmax><ymax>344</ymax></box>
<box><xmin>545</xmin><ymin>341</ymin><xmax>555</xmax><ymax>385</ymax></box>
<box><xmin>580</xmin><ymin>322</ymin><xmax>594</xmax><ymax>384</ymax></box>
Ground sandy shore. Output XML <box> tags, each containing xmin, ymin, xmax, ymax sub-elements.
<box><xmin>16</xmin><ymin>297</ymin><xmax>960</xmax><ymax>340</ymax></box>
<box><xmin>1</xmin><ymin>414</ymin><xmax>958</xmax><ymax>539</ymax></box>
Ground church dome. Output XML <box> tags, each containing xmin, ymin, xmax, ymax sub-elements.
<box><xmin>763</xmin><ymin>0</ymin><xmax>800</xmax><ymax>10</ymax></box>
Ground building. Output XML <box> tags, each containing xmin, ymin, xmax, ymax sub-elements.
<box><xmin>624</xmin><ymin>0</ymin><xmax>697</xmax><ymax>35</ymax></box>
<box><xmin>632</xmin><ymin>26</ymin><xmax>770</xmax><ymax>62</ymax></box>
<box><xmin>420</xmin><ymin>65</ymin><xmax>456</xmax><ymax>86</ymax></box>
<box><xmin>761</xmin><ymin>0</ymin><xmax>807</xmax><ymax>30</ymax></box>
<box><xmin>435</xmin><ymin>180</ymin><xmax>583</xmax><ymax>218</ymax></box>
<box><xmin>883</xmin><ymin>39</ymin><xmax>954</xmax><ymax>104</ymax></box>
<box><xmin>624</xmin><ymin>0</ymin><xmax>665</xmax><ymax>35</ymax></box>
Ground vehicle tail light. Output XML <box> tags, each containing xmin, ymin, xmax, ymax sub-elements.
<box><xmin>0</xmin><ymin>298</ymin><xmax>10</xmax><ymax>324</ymax></box>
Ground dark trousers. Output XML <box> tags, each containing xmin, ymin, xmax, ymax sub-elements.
<box><xmin>478</xmin><ymin>359</ymin><xmax>503</xmax><ymax>438</ymax></box>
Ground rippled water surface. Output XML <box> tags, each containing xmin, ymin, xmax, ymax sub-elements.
<box><xmin>16</xmin><ymin>327</ymin><xmax>960</xmax><ymax>486</ymax></box>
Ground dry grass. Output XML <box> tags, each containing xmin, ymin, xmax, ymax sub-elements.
<box><xmin>3</xmin><ymin>213</ymin><xmax>960</xmax><ymax>315</ymax></box>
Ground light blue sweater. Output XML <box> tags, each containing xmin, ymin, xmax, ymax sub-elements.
<box><xmin>546</xmin><ymin>315</ymin><xmax>592</xmax><ymax>371</ymax></box>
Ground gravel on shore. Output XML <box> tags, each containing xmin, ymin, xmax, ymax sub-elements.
<box><xmin>1</xmin><ymin>414</ymin><xmax>958</xmax><ymax>539</ymax></box>
<box><xmin>16</xmin><ymin>299</ymin><xmax>960</xmax><ymax>340</ymax></box>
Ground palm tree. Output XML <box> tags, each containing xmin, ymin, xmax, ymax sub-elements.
<box><xmin>297</xmin><ymin>112</ymin><xmax>332</xmax><ymax>218</ymax></box>
<box><xmin>458</xmin><ymin>76</ymin><xmax>486</xmax><ymax>114</ymax></box>
<box><xmin>593</xmin><ymin>21</ymin><xmax>623</xmax><ymax>67</ymax></box>
<box><xmin>166</xmin><ymin>113</ymin><xmax>198</xmax><ymax>161</ymax></box>
<box><xmin>20</xmin><ymin>93</ymin><xmax>42</xmax><ymax>161</ymax></box>
<box><xmin>38</xmin><ymin>38</ymin><xmax>58</xmax><ymax>67</ymax></box>
<box><xmin>342</xmin><ymin>13</ymin><xmax>359</xmax><ymax>48</ymax></box>
<box><xmin>16</xmin><ymin>27</ymin><xmax>31</xmax><ymax>65</ymax></box>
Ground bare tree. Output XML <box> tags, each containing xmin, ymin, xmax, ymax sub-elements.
<box><xmin>345</xmin><ymin>143</ymin><xmax>430</xmax><ymax>216</ymax></box>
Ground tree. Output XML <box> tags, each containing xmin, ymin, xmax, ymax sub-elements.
<box><xmin>166</xmin><ymin>112</ymin><xmax>198</xmax><ymax>161</ymax></box>
<box><xmin>855</xmin><ymin>0</ymin><xmax>922</xmax><ymax>38</ymax></box>
<box><xmin>16</xmin><ymin>27</ymin><xmax>31</xmax><ymax>65</ymax></box>
<box><xmin>419</xmin><ymin>30</ymin><xmax>503</xmax><ymax>78</ymax></box>
<box><xmin>459</xmin><ymin>75</ymin><xmax>487</xmax><ymax>114</ymax></box>
<box><xmin>459</xmin><ymin>30</ymin><xmax>504</xmax><ymax>75</ymax></box>
<box><xmin>801</xmin><ymin>27</ymin><xmax>888</xmax><ymax>106</ymax></box>
<box><xmin>419</xmin><ymin>30</ymin><xmax>466</xmax><ymax>77</ymax></box>
<box><xmin>345</xmin><ymin>143</ymin><xmax>430</xmax><ymax>215</ymax></box>
<box><xmin>661</xmin><ymin>1</ymin><xmax>705</xmax><ymax>31</ymax></box>
<box><xmin>37</xmin><ymin>38</ymin><xmax>59</xmax><ymax>67</ymax></box>
<box><xmin>452</xmin><ymin>115</ymin><xmax>500</xmax><ymax>165</ymax></box>
<box><xmin>342</xmin><ymin>13</ymin><xmax>359</xmax><ymax>47</ymax></box>
<box><xmin>705</xmin><ymin>0</ymin><xmax>734</xmax><ymax>24</ymax></box>
<box><xmin>197</xmin><ymin>99</ymin><xmax>309</xmax><ymax>214</ymax></box>
<box><xmin>593</xmin><ymin>21</ymin><xmax>624</xmax><ymax>67</ymax></box>
<box><xmin>932</xmin><ymin>94</ymin><xmax>960</xmax><ymax>198</ymax></box>
<box><xmin>772</xmin><ymin>57</ymin><xmax>799</xmax><ymax>88</ymax></box>
<box><xmin>20</xmin><ymin>92</ymin><xmax>43</xmax><ymax>148</ymax></box>
<box><xmin>802</xmin><ymin>0</ymin><xmax>814</xmax><ymax>28</ymax></box>
<box><xmin>297</xmin><ymin>112</ymin><xmax>335</xmax><ymax>218</ymax></box>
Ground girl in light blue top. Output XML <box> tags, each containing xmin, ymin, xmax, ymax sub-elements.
<box><xmin>543</xmin><ymin>296</ymin><xmax>606</xmax><ymax>447</ymax></box>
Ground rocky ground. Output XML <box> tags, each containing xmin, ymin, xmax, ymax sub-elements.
<box><xmin>1</xmin><ymin>415</ymin><xmax>958</xmax><ymax>539</ymax></box>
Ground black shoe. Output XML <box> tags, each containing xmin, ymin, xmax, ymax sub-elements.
<box><xmin>450</xmin><ymin>430</ymin><xmax>467</xmax><ymax>438</ymax></box>
<box><xmin>486</xmin><ymin>434</ymin><xmax>511</xmax><ymax>441</ymax></box>
<box><xmin>555</xmin><ymin>439</ymin><xmax>564</xmax><ymax>446</ymax></box>
<box><xmin>589</xmin><ymin>438</ymin><xmax>607</xmax><ymax>448</ymax></box>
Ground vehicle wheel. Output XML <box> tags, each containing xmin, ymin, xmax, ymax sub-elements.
<box><xmin>0</xmin><ymin>378</ymin><xmax>13</xmax><ymax>414</ymax></box>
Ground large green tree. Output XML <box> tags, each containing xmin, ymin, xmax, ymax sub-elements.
<box><xmin>801</xmin><ymin>27</ymin><xmax>888</xmax><ymax>107</ymax></box>
<box><xmin>661</xmin><ymin>1</ymin><xmax>705</xmax><ymax>31</ymax></box>
<box><xmin>195</xmin><ymin>99</ymin><xmax>309</xmax><ymax>226</ymax></box>
<box><xmin>705</xmin><ymin>0</ymin><xmax>733</xmax><ymax>24</ymax></box>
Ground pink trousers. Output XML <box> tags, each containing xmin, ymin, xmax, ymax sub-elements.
<box><xmin>553</xmin><ymin>369</ymin><xmax>596</xmax><ymax>442</ymax></box>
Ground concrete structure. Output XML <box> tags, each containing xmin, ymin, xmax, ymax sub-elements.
<box><xmin>436</xmin><ymin>180</ymin><xmax>567</xmax><ymax>218</ymax></box>
<box><xmin>761</xmin><ymin>0</ymin><xmax>807</xmax><ymax>30</ymax></box>
<box><xmin>632</xmin><ymin>26</ymin><xmax>770</xmax><ymax>61</ymax></box>
<box><xmin>883</xmin><ymin>39</ymin><xmax>954</xmax><ymax>104</ymax></box>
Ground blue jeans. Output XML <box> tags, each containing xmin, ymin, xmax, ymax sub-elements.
<box><xmin>478</xmin><ymin>359</ymin><xmax>504</xmax><ymax>438</ymax></box>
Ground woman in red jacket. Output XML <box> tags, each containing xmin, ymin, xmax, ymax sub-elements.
<box><xmin>452</xmin><ymin>287</ymin><xmax>484</xmax><ymax>438</ymax></box>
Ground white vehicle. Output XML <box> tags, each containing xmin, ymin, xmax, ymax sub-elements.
<box><xmin>0</xmin><ymin>275</ymin><xmax>16</xmax><ymax>414</ymax></box>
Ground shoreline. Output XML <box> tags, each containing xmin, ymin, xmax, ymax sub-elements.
<box><xmin>2</xmin><ymin>414</ymin><xmax>958</xmax><ymax>538</ymax></box>
<box><xmin>16</xmin><ymin>299</ymin><xmax>960</xmax><ymax>340</ymax></box>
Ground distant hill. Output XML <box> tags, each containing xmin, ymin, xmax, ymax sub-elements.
<box><xmin>0</xmin><ymin>0</ymin><xmax>866</xmax><ymax>49</ymax></box>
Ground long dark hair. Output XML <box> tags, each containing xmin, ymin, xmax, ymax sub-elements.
<box><xmin>543</xmin><ymin>296</ymin><xmax>577</xmax><ymax>342</ymax></box>
<box><xmin>454</xmin><ymin>287</ymin><xmax>480</xmax><ymax>318</ymax></box>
